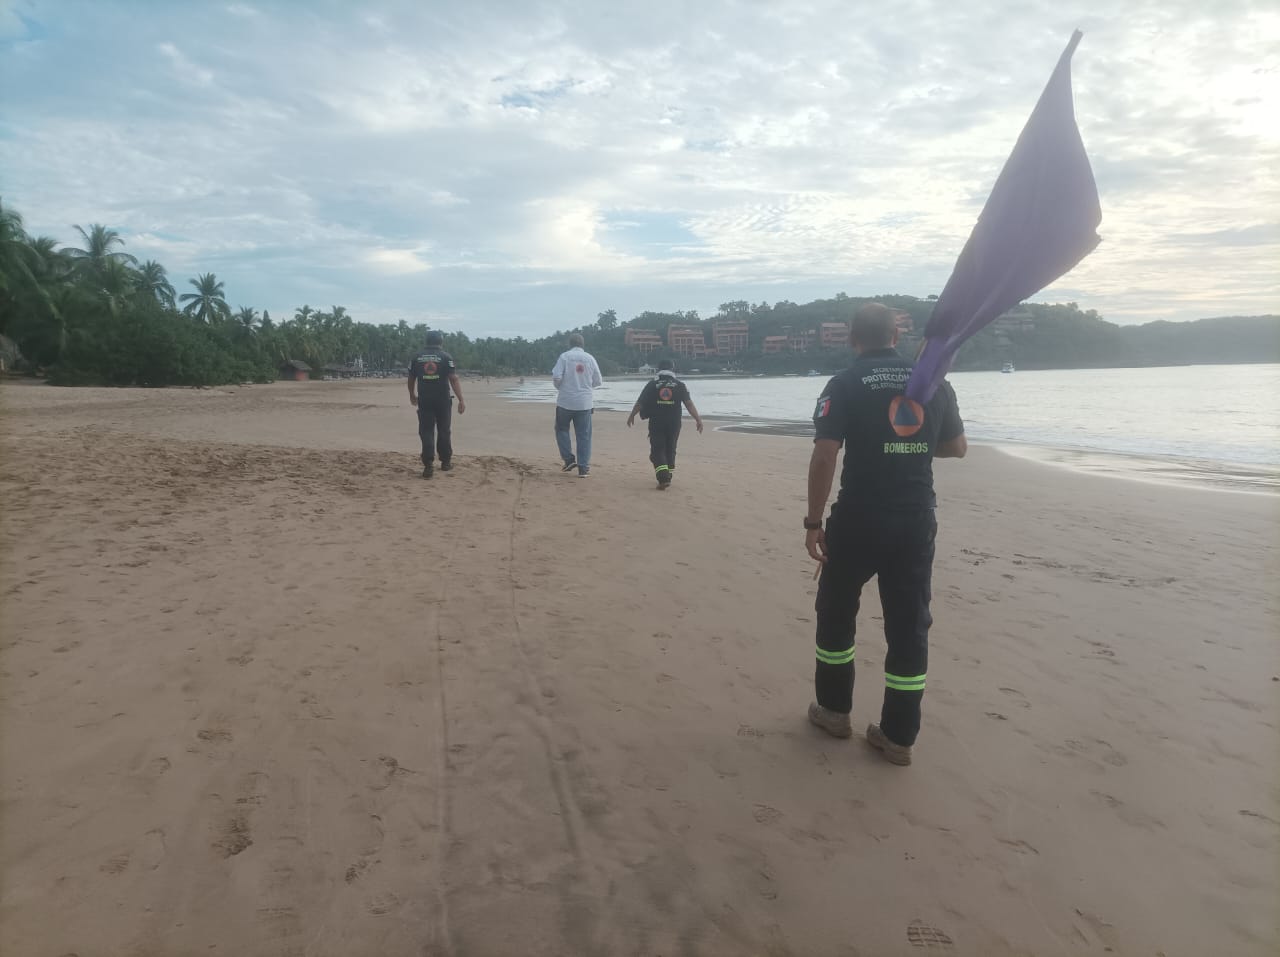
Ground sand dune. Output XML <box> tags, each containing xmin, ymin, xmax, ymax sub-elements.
<box><xmin>1</xmin><ymin>378</ymin><xmax>1276</xmax><ymax>956</ymax></box>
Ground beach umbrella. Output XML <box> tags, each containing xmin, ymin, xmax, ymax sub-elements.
<box><xmin>905</xmin><ymin>30</ymin><xmax>1102</xmax><ymax>404</ymax></box>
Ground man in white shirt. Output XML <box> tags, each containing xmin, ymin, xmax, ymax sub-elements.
<box><xmin>551</xmin><ymin>333</ymin><xmax>603</xmax><ymax>477</ymax></box>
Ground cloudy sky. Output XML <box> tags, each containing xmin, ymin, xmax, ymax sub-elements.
<box><xmin>2</xmin><ymin>0</ymin><xmax>1276</xmax><ymax>336</ymax></box>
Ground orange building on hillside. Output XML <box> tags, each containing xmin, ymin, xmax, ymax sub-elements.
<box><xmin>668</xmin><ymin>326</ymin><xmax>709</xmax><ymax>358</ymax></box>
<box><xmin>821</xmin><ymin>322</ymin><xmax>850</xmax><ymax>348</ymax></box>
<box><xmin>624</xmin><ymin>328</ymin><xmax>664</xmax><ymax>353</ymax></box>
<box><xmin>712</xmin><ymin>320</ymin><xmax>749</xmax><ymax>356</ymax></box>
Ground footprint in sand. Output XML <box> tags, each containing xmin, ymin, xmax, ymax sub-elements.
<box><xmin>752</xmin><ymin>804</ymin><xmax>782</xmax><ymax>825</ymax></box>
<box><xmin>998</xmin><ymin>687</ymin><xmax>1031</xmax><ymax>709</ymax></box>
<box><xmin>213</xmin><ymin>813</ymin><xmax>252</xmax><ymax>858</ymax></box>
<box><xmin>1090</xmin><ymin>790</ymin><xmax>1165</xmax><ymax>831</ymax></box>
<box><xmin>907</xmin><ymin>920</ymin><xmax>954</xmax><ymax>949</ymax></box>
<box><xmin>998</xmin><ymin>838</ymin><xmax>1039</xmax><ymax>856</ymax></box>
<box><xmin>99</xmin><ymin>853</ymin><xmax>130</xmax><ymax>875</ymax></box>
<box><xmin>365</xmin><ymin>892</ymin><xmax>401</xmax><ymax>916</ymax></box>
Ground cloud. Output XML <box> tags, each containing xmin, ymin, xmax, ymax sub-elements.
<box><xmin>157</xmin><ymin>41</ymin><xmax>214</xmax><ymax>88</ymax></box>
<box><xmin>0</xmin><ymin>0</ymin><xmax>1276</xmax><ymax>334</ymax></box>
<box><xmin>365</xmin><ymin>247</ymin><xmax>432</xmax><ymax>275</ymax></box>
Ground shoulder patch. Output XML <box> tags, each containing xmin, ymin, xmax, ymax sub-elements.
<box><xmin>815</xmin><ymin>396</ymin><xmax>832</xmax><ymax>418</ymax></box>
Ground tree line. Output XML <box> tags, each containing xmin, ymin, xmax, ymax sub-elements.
<box><xmin>2</xmin><ymin>198</ymin><xmax>1275</xmax><ymax>386</ymax></box>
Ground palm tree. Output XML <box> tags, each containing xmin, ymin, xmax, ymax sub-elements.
<box><xmin>0</xmin><ymin>197</ymin><xmax>36</xmax><ymax>298</ymax></box>
<box><xmin>234</xmin><ymin>306</ymin><xmax>260</xmax><ymax>334</ymax></box>
<box><xmin>95</xmin><ymin>259</ymin><xmax>136</xmax><ymax>316</ymax></box>
<box><xmin>179</xmin><ymin>272</ymin><xmax>231</xmax><ymax>323</ymax></box>
<box><xmin>134</xmin><ymin>260</ymin><xmax>176</xmax><ymax>308</ymax></box>
<box><xmin>27</xmin><ymin>236</ymin><xmax>67</xmax><ymax>281</ymax></box>
<box><xmin>65</xmin><ymin>224</ymin><xmax>137</xmax><ymax>274</ymax></box>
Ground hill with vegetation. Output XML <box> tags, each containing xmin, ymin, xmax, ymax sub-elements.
<box><xmin>2</xmin><ymin>199</ymin><xmax>1276</xmax><ymax>385</ymax></box>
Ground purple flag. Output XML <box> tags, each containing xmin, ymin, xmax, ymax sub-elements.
<box><xmin>905</xmin><ymin>30</ymin><xmax>1101</xmax><ymax>404</ymax></box>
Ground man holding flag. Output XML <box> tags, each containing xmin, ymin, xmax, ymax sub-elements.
<box><xmin>805</xmin><ymin>304</ymin><xmax>966</xmax><ymax>764</ymax></box>
<box><xmin>804</xmin><ymin>31</ymin><xmax>1101</xmax><ymax>764</ymax></box>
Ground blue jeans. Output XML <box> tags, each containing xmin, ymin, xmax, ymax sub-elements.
<box><xmin>555</xmin><ymin>407</ymin><xmax>592</xmax><ymax>472</ymax></box>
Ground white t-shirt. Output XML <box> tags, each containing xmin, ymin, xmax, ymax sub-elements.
<box><xmin>551</xmin><ymin>348</ymin><xmax>603</xmax><ymax>411</ymax></box>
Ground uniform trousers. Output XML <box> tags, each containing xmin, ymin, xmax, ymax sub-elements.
<box><xmin>417</xmin><ymin>394</ymin><xmax>453</xmax><ymax>465</ymax></box>
<box><xmin>648</xmin><ymin>420</ymin><xmax>681</xmax><ymax>482</ymax></box>
<box><xmin>814</xmin><ymin>506</ymin><xmax>936</xmax><ymax>746</ymax></box>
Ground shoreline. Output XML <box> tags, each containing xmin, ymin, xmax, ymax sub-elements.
<box><xmin>709</xmin><ymin>418</ymin><xmax>1280</xmax><ymax>495</ymax></box>
<box><xmin>499</xmin><ymin>389</ymin><xmax>1280</xmax><ymax>496</ymax></box>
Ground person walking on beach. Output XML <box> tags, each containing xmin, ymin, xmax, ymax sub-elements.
<box><xmin>626</xmin><ymin>358</ymin><xmax>704</xmax><ymax>489</ymax></box>
<box><xmin>408</xmin><ymin>330</ymin><xmax>466</xmax><ymax>479</ymax></box>
<box><xmin>551</xmin><ymin>333</ymin><xmax>603</xmax><ymax>477</ymax></box>
<box><xmin>803</xmin><ymin>303</ymin><xmax>967</xmax><ymax>765</ymax></box>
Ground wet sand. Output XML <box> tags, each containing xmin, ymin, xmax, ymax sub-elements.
<box><xmin>1</xmin><ymin>377</ymin><xmax>1277</xmax><ymax>956</ymax></box>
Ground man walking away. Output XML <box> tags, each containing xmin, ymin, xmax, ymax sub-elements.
<box><xmin>408</xmin><ymin>330</ymin><xmax>466</xmax><ymax>479</ymax></box>
<box><xmin>803</xmin><ymin>303</ymin><xmax>966</xmax><ymax>765</ymax></box>
<box><xmin>627</xmin><ymin>358</ymin><xmax>703</xmax><ymax>489</ymax></box>
<box><xmin>551</xmin><ymin>333</ymin><xmax>603</xmax><ymax>477</ymax></box>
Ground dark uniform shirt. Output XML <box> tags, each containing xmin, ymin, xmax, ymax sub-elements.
<box><xmin>409</xmin><ymin>349</ymin><xmax>456</xmax><ymax>400</ymax></box>
<box><xmin>639</xmin><ymin>374</ymin><xmax>690</xmax><ymax>427</ymax></box>
<box><xmin>813</xmin><ymin>348</ymin><xmax>963</xmax><ymax>510</ymax></box>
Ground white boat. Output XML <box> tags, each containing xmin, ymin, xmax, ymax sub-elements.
<box><xmin>1001</xmin><ymin>361</ymin><xmax>1015</xmax><ymax>374</ymax></box>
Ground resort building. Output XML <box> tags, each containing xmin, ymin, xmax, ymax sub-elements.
<box><xmin>667</xmin><ymin>326</ymin><xmax>710</xmax><ymax>358</ymax></box>
<box><xmin>624</xmin><ymin>328</ymin><xmax>664</xmax><ymax>354</ymax></box>
<box><xmin>712</xmin><ymin>320</ymin><xmax>750</xmax><ymax>356</ymax></box>
<box><xmin>821</xmin><ymin>322</ymin><xmax>850</xmax><ymax>348</ymax></box>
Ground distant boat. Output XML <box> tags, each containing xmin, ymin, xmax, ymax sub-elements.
<box><xmin>806</xmin><ymin>369</ymin><xmax>821</xmax><ymax>376</ymax></box>
<box><xmin>1001</xmin><ymin>361</ymin><xmax>1015</xmax><ymax>374</ymax></box>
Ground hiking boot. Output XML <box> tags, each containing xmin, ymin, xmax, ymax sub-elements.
<box><xmin>865</xmin><ymin>723</ymin><xmax>912</xmax><ymax>765</ymax></box>
<box><xmin>421</xmin><ymin>464</ymin><xmax>433</xmax><ymax>479</ymax></box>
<box><xmin>440</xmin><ymin>460</ymin><xmax>453</xmax><ymax>472</ymax></box>
<box><xmin>807</xmin><ymin>701</ymin><xmax>852</xmax><ymax>738</ymax></box>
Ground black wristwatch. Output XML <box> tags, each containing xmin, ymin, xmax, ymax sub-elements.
<box><xmin>803</xmin><ymin>516</ymin><xmax>823</xmax><ymax>530</ymax></box>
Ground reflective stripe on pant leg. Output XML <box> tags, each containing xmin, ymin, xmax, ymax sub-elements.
<box><xmin>877</xmin><ymin>509</ymin><xmax>936</xmax><ymax>747</ymax></box>
<box><xmin>813</xmin><ymin>516</ymin><xmax>873</xmax><ymax>715</ymax></box>
<box><xmin>884</xmin><ymin>672</ymin><xmax>926</xmax><ymax>691</ymax></box>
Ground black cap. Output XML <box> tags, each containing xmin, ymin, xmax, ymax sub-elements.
<box><xmin>658</xmin><ymin>358</ymin><xmax>675</xmax><ymax>371</ymax></box>
<box><xmin>426</xmin><ymin>330</ymin><xmax>444</xmax><ymax>345</ymax></box>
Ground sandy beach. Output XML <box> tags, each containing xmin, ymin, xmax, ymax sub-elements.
<box><xmin>1</xmin><ymin>377</ymin><xmax>1276</xmax><ymax>957</ymax></box>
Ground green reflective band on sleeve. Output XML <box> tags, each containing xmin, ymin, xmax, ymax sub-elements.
<box><xmin>816</xmin><ymin>647</ymin><xmax>855</xmax><ymax>665</ymax></box>
<box><xmin>884</xmin><ymin>673</ymin><xmax>926</xmax><ymax>691</ymax></box>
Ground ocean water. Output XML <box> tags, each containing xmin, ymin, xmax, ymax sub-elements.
<box><xmin>503</xmin><ymin>363</ymin><xmax>1280</xmax><ymax>484</ymax></box>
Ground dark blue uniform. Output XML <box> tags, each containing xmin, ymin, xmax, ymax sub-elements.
<box><xmin>637</xmin><ymin>373</ymin><xmax>691</xmax><ymax>486</ymax></box>
<box><xmin>409</xmin><ymin>349</ymin><xmax>456</xmax><ymax>467</ymax></box>
<box><xmin>811</xmin><ymin>348</ymin><xmax>963</xmax><ymax>746</ymax></box>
